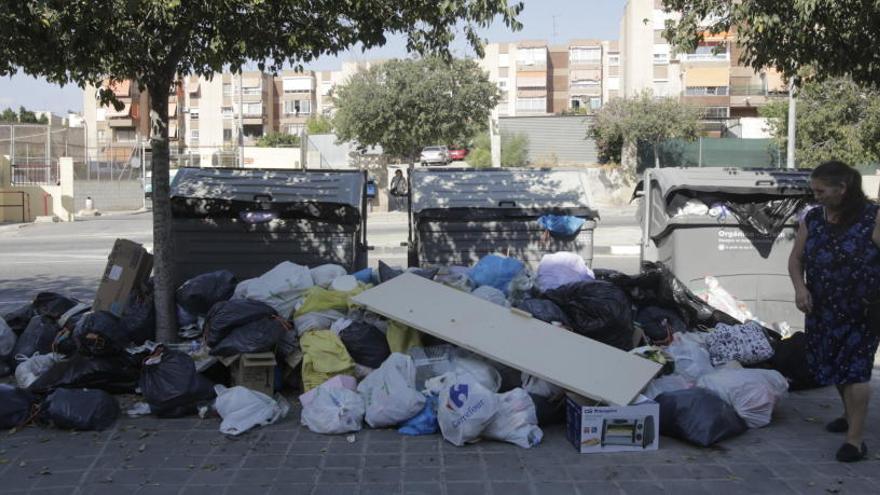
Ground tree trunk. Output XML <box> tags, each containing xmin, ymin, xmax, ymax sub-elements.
<box><xmin>653</xmin><ymin>142</ymin><xmax>660</xmax><ymax>168</ymax></box>
<box><xmin>147</xmin><ymin>81</ymin><xmax>178</xmax><ymax>342</ymax></box>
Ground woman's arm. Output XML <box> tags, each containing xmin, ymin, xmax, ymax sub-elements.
<box><xmin>789</xmin><ymin>220</ymin><xmax>812</xmax><ymax>313</ymax></box>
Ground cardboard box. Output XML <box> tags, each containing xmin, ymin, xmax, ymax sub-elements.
<box><xmin>93</xmin><ymin>239</ymin><xmax>153</xmax><ymax>316</ymax></box>
<box><xmin>227</xmin><ymin>352</ymin><xmax>277</xmax><ymax>397</ymax></box>
<box><xmin>566</xmin><ymin>393</ymin><xmax>659</xmax><ymax>453</ymax></box>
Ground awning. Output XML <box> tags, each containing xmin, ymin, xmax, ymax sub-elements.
<box><xmin>701</xmin><ymin>30</ymin><xmax>732</xmax><ymax>42</ymax></box>
<box><xmin>570</xmin><ymin>69</ymin><xmax>601</xmax><ymax>81</ymax></box>
<box><xmin>517</xmin><ymin>89</ymin><xmax>547</xmax><ymax>98</ymax></box>
<box><xmin>517</xmin><ymin>76</ymin><xmax>546</xmax><ymax>87</ymax></box>
<box><xmin>283</xmin><ymin>77</ymin><xmax>312</xmax><ymax>92</ymax></box>
<box><xmin>685</xmin><ymin>68</ymin><xmax>728</xmax><ymax>87</ymax></box>
<box><xmin>106</xmin><ymin>102</ymin><xmax>132</xmax><ymax>118</ymax></box>
<box><xmin>242</xmin><ymin>78</ymin><xmax>262</xmax><ymax>88</ymax></box>
<box><xmin>110</xmin><ymin>80</ymin><xmax>131</xmax><ymax>97</ymax></box>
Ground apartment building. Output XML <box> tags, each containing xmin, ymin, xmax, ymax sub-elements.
<box><xmin>479</xmin><ymin>40</ymin><xmax>619</xmax><ymax>118</ymax></box>
<box><xmin>82</xmin><ymin>80</ymin><xmax>152</xmax><ymax>152</ymax></box>
<box><xmin>620</xmin><ymin>0</ymin><xmax>786</xmax><ymax>123</ymax></box>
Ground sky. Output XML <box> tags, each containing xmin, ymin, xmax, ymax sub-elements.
<box><xmin>0</xmin><ymin>0</ymin><xmax>627</xmax><ymax>116</ymax></box>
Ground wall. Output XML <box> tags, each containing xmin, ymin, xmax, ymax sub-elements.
<box><xmin>241</xmin><ymin>147</ymin><xmax>302</xmax><ymax>169</ymax></box>
<box><xmin>74</xmin><ymin>180</ymin><xmax>144</xmax><ymax>212</ymax></box>
<box><xmin>0</xmin><ymin>156</ymin><xmax>69</xmax><ymax>222</ymax></box>
<box><xmin>498</xmin><ymin>115</ymin><xmax>598</xmax><ymax>165</ymax></box>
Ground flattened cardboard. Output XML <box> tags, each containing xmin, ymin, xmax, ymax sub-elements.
<box><xmin>93</xmin><ymin>239</ymin><xmax>153</xmax><ymax>316</ymax></box>
<box><xmin>351</xmin><ymin>273</ymin><xmax>661</xmax><ymax>406</ymax></box>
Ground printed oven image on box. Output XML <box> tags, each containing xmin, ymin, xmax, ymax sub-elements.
<box><xmin>601</xmin><ymin>416</ymin><xmax>654</xmax><ymax>448</ymax></box>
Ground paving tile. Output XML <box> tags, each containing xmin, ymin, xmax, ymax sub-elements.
<box><xmin>360</xmin><ymin>483</ymin><xmax>402</xmax><ymax>495</ymax></box>
<box><xmin>444</xmin><ymin>482</ymin><xmax>490</xmax><ymax>495</ymax></box>
<box><xmin>362</xmin><ymin>468</ymin><xmax>402</xmax><ymax>483</ymax></box>
<box><xmin>322</xmin><ymin>454</ymin><xmax>363</xmax><ymax>469</ymax></box>
<box><xmin>402</xmin><ymin>482</ymin><xmax>442</xmax><ymax>495</ymax></box>
<box><xmin>363</xmin><ymin>454</ymin><xmax>402</xmax><ymax>469</ymax></box>
<box><xmin>526</xmin><ymin>464</ymin><xmax>569</xmax><ymax>481</ymax></box>
<box><xmin>317</xmin><ymin>467</ymin><xmax>361</xmax><ymax>484</ymax></box>
<box><xmin>443</xmin><ymin>466</ymin><xmax>487</xmax><ymax>482</ymax></box>
<box><xmin>574</xmin><ymin>481</ymin><xmax>624</xmax><ymax>494</ymax></box>
<box><xmin>489</xmin><ymin>481</ymin><xmax>533</xmax><ymax>495</ymax></box>
<box><xmin>80</xmin><ymin>484</ymin><xmax>143</xmax><ymax>495</ymax></box>
<box><xmin>274</xmin><ymin>467</ymin><xmax>320</xmax><ymax>484</ymax></box>
<box><xmin>617</xmin><ymin>480</ymin><xmax>666</xmax><ymax>494</ymax></box>
<box><xmin>312</xmin><ymin>483</ymin><xmax>360</xmax><ymax>495</ymax></box>
<box><xmin>402</xmin><ymin>467</ymin><xmax>441</xmax><ymax>482</ymax></box>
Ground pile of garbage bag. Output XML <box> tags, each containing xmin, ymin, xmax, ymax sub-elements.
<box><xmin>0</xmin><ymin>253</ymin><xmax>807</xmax><ymax>450</ymax></box>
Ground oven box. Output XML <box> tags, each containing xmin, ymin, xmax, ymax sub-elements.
<box><xmin>565</xmin><ymin>393</ymin><xmax>659</xmax><ymax>453</ymax></box>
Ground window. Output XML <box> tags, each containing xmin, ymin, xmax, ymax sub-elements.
<box><xmin>223</xmin><ymin>83</ymin><xmax>232</xmax><ymax>96</ymax></box>
<box><xmin>96</xmin><ymin>129</ymin><xmax>106</xmax><ymax>142</ymax></box>
<box><xmin>608</xmin><ymin>55</ymin><xmax>620</xmax><ymax>66</ymax></box>
<box><xmin>497</xmin><ymin>80</ymin><xmax>508</xmax><ymax>90</ymax></box>
<box><xmin>285</xmin><ymin>124</ymin><xmax>304</xmax><ymax>135</ymax></box>
<box><xmin>223</xmin><ymin>128</ymin><xmax>233</xmax><ymax>142</ymax></box>
<box><xmin>590</xmin><ymin>97</ymin><xmax>602</xmax><ymax>110</ymax></box>
<box><xmin>515</xmin><ymin>97</ymin><xmax>545</xmax><ymax>112</ymax></box>
<box><xmin>284</xmin><ymin>100</ymin><xmax>311</xmax><ymax>115</ymax></box>
<box><xmin>243</xmin><ymin>103</ymin><xmax>262</xmax><ymax>116</ymax></box>
<box><xmin>570</xmin><ymin>47</ymin><xmax>601</xmax><ymax>63</ymax></box>
<box><xmin>190</xmin><ymin>130</ymin><xmax>199</xmax><ymax>140</ymax></box>
<box><xmin>516</xmin><ymin>47</ymin><xmax>545</xmax><ymax>66</ymax></box>
<box><xmin>570</xmin><ymin>80</ymin><xmax>600</xmax><ymax>89</ymax></box>
<box><xmin>702</xmin><ymin>107</ymin><xmax>730</xmax><ymax>119</ymax></box>
<box><xmin>684</xmin><ymin>44</ymin><xmax>729</xmax><ymax>61</ymax></box>
<box><xmin>221</xmin><ymin>106</ymin><xmax>233</xmax><ymax>119</ymax></box>
<box><xmin>113</xmin><ymin>128</ymin><xmax>135</xmax><ymax>142</ymax></box>
<box><xmin>189</xmin><ymin>108</ymin><xmax>199</xmax><ymax>120</ymax></box>
<box><xmin>684</xmin><ymin>86</ymin><xmax>729</xmax><ymax>96</ymax></box>
<box><xmin>653</xmin><ymin>53</ymin><xmax>668</xmax><ymax>64</ymax></box>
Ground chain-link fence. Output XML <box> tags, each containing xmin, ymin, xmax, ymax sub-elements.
<box><xmin>1</xmin><ymin>124</ymin><xmax>87</xmax><ymax>185</ymax></box>
<box><xmin>637</xmin><ymin>137</ymin><xmax>785</xmax><ymax>171</ymax></box>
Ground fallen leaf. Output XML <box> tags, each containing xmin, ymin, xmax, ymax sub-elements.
<box><xmin>39</xmin><ymin>467</ymin><xmax>51</xmax><ymax>475</ymax></box>
<box><xmin>18</xmin><ymin>461</ymin><xmax>27</xmax><ymax>468</ymax></box>
<box><xmin>138</xmin><ymin>444</ymin><xmax>146</xmax><ymax>453</ymax></box>
<box><xmin>137</xmin><ymin>432</ymin><xmax>150</xmax><ymax>440</ymax></box>
<box><xmin>804</xmin><ymin>417</ymin><xmax>817</xmax><ymax>423</ymax></box>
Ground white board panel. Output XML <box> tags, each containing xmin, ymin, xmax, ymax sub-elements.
<box><xmin>351</xmin><ymin>273</ymin><xmax>661</xmax><ymax>406</ymax></box>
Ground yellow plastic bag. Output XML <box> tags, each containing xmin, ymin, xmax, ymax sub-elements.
<box><xmin>294</xmin><ymin>286</ymin><xmax>366</xmax><ymax>318</ymax></box>
<box><xmin>386</xmin><ymin>320</ymin><xmax>424</xmax><ymax>354</ymax></box>
<box><xmin>300</xmin><ymin>330</ymin><xmax>355</xmax><ymax>392</ymax></box>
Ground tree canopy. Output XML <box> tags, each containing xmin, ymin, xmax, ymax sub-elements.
<box><xmin>0</xmin><ymin>106</ymin><xmax>48</xmax><ymax>124</ymax></box>
<box><xmin>661</xmin><ymin>0</ymin><xmax>880</xmax><ymax>87</ymax></box>
<box><xmin>591</xmin><ymin>91</ymin><xmax>702</xmax><ymax>168</ymax></box>
<box><xmin>333</xmin><ymin>57</ymin><xmax>499</xmax><ymax>161</ymax></box>
<box><xmin>761</xmin><ymin>77</ymin><xmax>880</xmax><ymax>168</ymax></box>
<box><xmin>256</xmin><ymin>131</ymin><xmax>300</xmax><ymax>148</ymax></box>
<box><xmin>305</xmin><ymin>115</ymin><xmax>333</xmax><ymax>135</ymax></box>
<box><xmin>0</xmin><ymin>0</ymin><xmax>522</xmax><ymax>341</ymax></box>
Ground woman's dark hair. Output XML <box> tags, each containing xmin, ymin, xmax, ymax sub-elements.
<box><xmin>811</xmin><ymin>160</ymin><xmax>869</xmax><ymax>225</ymax></box>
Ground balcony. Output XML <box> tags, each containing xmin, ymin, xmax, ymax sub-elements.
<box><xmin>729</xmin><ymin>85</ymin><xmax>787</xmax><ymax>108</ymax></box>
<box><xmin>680</xmin><ymin>53</ymin><xmax>729</xmax><ymax>63</ymax></box>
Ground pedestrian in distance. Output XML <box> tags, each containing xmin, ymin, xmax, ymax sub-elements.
<box><xmin>789</xmin><ymin>160</ymin><xmax>880</xmax><ymax>462</ymax></box>
<box><xmin>389</xmin><ymin>169</ymin><xmax>408</xmax><ymax>212</ymax></box>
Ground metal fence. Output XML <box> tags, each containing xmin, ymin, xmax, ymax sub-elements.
<box><xmin>1</xmin><ymin>124</ymin><xmax>87</xmax><ymax>185</ymax></box>
<box><xmin>637</xmin><ymin>137</ymin><xmax>785</xmax><ymax>171</ymax></box>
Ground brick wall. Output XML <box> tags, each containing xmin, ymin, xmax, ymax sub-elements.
<box><xmin>74</xmin><ymin>180</ymin><xmax>144</xmax><ymax>212</ymax></box>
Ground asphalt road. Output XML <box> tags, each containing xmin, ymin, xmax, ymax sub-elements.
<box><xmin>0</xmin><ymin>210</ymin><xmax>639</xmax><ymax>313</ymax></box>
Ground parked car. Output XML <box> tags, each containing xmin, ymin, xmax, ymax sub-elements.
<box><xmin>420</xmin><ymin>146</ymin><xmax>450</xmax><ymax>166</ymax></box>
<box><xmin>448</xmin><ymin>147</ymin><xmax>469</xmax><ymax>161</ymax></box>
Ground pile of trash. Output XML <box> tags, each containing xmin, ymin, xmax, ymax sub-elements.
<box><xmin>0</xmin><ymin>252</ymin><xmax>812</xmax><ymax>450</ymax></box>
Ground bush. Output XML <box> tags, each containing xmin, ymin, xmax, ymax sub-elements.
<box><xmin>501</xmin><ymin>132</ymin><xmax>529</xmax><ymax>167</ymax></box>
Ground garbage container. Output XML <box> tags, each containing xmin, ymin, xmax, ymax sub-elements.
<box><xmin>635</xmin><ymin>167</ymin><xmax>812</xmax><ymax>330</ymax></box>
<box><xmin>170</xmin><ymin>167</ymin><xmax>368</xmax><ymax>285</ymax></box>
<box><xmin>407</xmin><ymin>167</ymin><xmax>598</xmax><ymax>268</ymax></box>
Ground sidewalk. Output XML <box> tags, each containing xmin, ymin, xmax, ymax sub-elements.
<box><xmin>0</xmin><ymin>382</ymin><xmax>878</xmax><ymax>494</ymax></box>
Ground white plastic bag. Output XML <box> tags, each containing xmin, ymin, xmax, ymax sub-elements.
<box><xmin>435</xmin><ymin>372</ymin><xmax>499</xmax><ymax>446</ymax></box>
<box><xmin>310</xmin><ymin>264</ymin><xmax>348</xmax><ymax>289</ymax></box>
<box><xmin>697</xmin><ymin>368</ymin><xmax>789</xmax><ymax>428</ymax></box>
<box><xmin>0</xmin><ymin>317</ymin><xmax>15</xmax><ymax>360</ymax></box>
<box><xmin>536</xmin><ymin>252</ymin><xmax>594</xmax><ymax>293</ymax></box>
<box><xmin>294</xmin><ymin>310</ymin><xmax>345</xmax><ymax>335</ymax></box>
<box><xmin>214</xmin><ymin>385</ymin><xmax>289</xmax><ymax>436</ymax></box>
<box><xmin>483</xmin><ymin>388</ymin><xmax>543</xmax><ymax>448</ymax></box>
<box><xmin>521</xmin><ymin>373</ymin><xmax>563</xmax><ymax>400</ymax></box>
<box><xmin>234</xmin><ymin>261</ymin><xmax>314</xmax><ymax>318</ymax></box>
<box><xmin>357</xmin><ymin>353</ymin><xmax>426</xmax><ymax>428</ymax></box>
<box><xmin>452</xmin><ymin>351</ymin><xmax>502</xmax><ymax>393</ymax></box>
<box><xmin>301</xmin><ymin>382</ymin><xmax>365</xmax><ymax>434</ymax></box>
<box><xmin>702</xmin><ymin>276</ymin><xmax>753</xmax><ymax>323</ymax></box>
<box><xmin>471</xmin><ymin>286</ymin><xmax>509</xmax><ymax>307</ymax></box>
<box><xmin>642</xmin><ymin>374</ymin><xmax>692</xmax><ymax>399</ymax></box>
<box><xmin>665</xmin><ymin>332</ymin><xmax>714</xmax><ymax>382</ymax></box>
<box><xmin>15</xmin><ymin>353</ymin><xmax>64</xmax><ymax>389</ymax></box>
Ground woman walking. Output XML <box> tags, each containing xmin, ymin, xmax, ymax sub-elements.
<box><xmin>789</xmin><ymin>160</ymin><xmax>880</xmax><ymax>462</ymax></box>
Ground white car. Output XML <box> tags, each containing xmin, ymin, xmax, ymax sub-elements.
<box><xmin>420</xmin><ymin>146</ymin><xmax>450</xmax><ymax>166</ymax></box>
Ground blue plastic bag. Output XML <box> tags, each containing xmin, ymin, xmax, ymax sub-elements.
<box><xmin>469</xmin><ymin>254</ymin><xmax>525</xmax><ymax>295</ymax></box>
<box><xmin>398</xmin><ymin>394</ymin><xmax>439</xmax><ymax>436</ymax></box>
<box><xmin>538</xmin><ymin>215</ymin><xmax>586</xmax><ymax>237</ymax></box>
<box><xmin>352</xmin><ymin>268</ymin><xmax>374</xmax><ymax>284</ymax></box>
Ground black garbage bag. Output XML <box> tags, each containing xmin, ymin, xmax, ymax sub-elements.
<box><xmin>1</xmin><ymin>317</ymin><xmax>16</xmax><ymax>363</ymax></box>
<box><xmin>656</xmin><ymin>388</ymin><xmax>748</xmax><ymax>447</ymax></box>
<box><xmin>0</xmin><ymin>384</ymin><xmax>37</xmax><ymax>429</ymax></box>
<box><xmin>768</xmin><ymin>332</ymin><xmax>819</xmax><ymax>391</ymax></box>
<box><xmin>33</xmin><ymin>292</ymin><xmax>81</xmax><ymax>320</ymax></box>
<box><xmin>74</xmin><ymin>311</ymin><xmax>131</xmax><ymax>357</ymax></box>
<box><xmin>378</xmin><ymin>260</ymin><xmax>438</xmax><ymax>283</ymax></box>
<box><xmin>28</xmin><ymin>354</ymin><xmax>140</xmax><ymax>395</ymax></box>
<box><xmin>140</xmin><ymin>349</ymin><xmax>216</xmax><ymax>418</ymax></box>
<box><xmin>596</xmin><ymin>262</ymin><xmax>739</xmax><ymax>329</ymax></box>
<box><xmin>635</xmin><ymin>306</ymin><xmax>688</xmax><ymax>345</ymax></box>
<box><xmin>176</xmin><ymin>270</ymin><xmax>237</xmax><ymax>316</ymax></box>
<box><xmin>12</xmin><ymin>315</ymin><xmax>59</xmax><ymax>362</ymax></box>
<box><xmin>40</xmin><ymin>388</ymin><xmax>119</xmax><ymax>431</ymax></box>
<box><xmin>3</xmin><ymin>304</ymin><xmax>36</xmax><ymax>335</ymax></box>
<box><xmin>339</xmin><ymin>321</ymin><xmax>391</xmax><ymax>369</ymax></box>
<box><xmin>530</xmin><ymin>393</ymin><xmax>565</xmax><ymax>426</ymax></box>
<box><xmin>121</xmin><ymin>282</ymin><xmax>155</xmax><ymax>345</ymax></box>
<box><xmin>516</xmin><ymin>298</ymin><xmax>571</xmax><ymax>326</ymax></box>
<box><xmin>208</xmin><ymin>316</ymin><xmax>288</xmax><ymax>357</ymax></box>
<box><xmin>545</xmin><ymin>280</ymin><xmax>634</xmax><ymax>350</ymax></box>
<box><xmin>722</xmin><ymin>197</ymin><xmax>808</xmax><ymax>255</ymax></box>
<box><xmin>204</xmin><ymin>299</ymin><xmax>277</xmax><ymax>348</ymax></box>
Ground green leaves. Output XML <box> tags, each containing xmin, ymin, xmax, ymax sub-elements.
<box><xmin>661</xmin><ymin>0</ymin><xmax>880</xmax><ymax>87</ymax></box>
<box><xmin>760</xmin><ymin>77</ymin><xmax>880</xmax><ymax>168</ymax></box>
<box><xmin>333</xmin><ymin>57</ymin><xmax>499</xmax><ymax>160</ymax></box>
